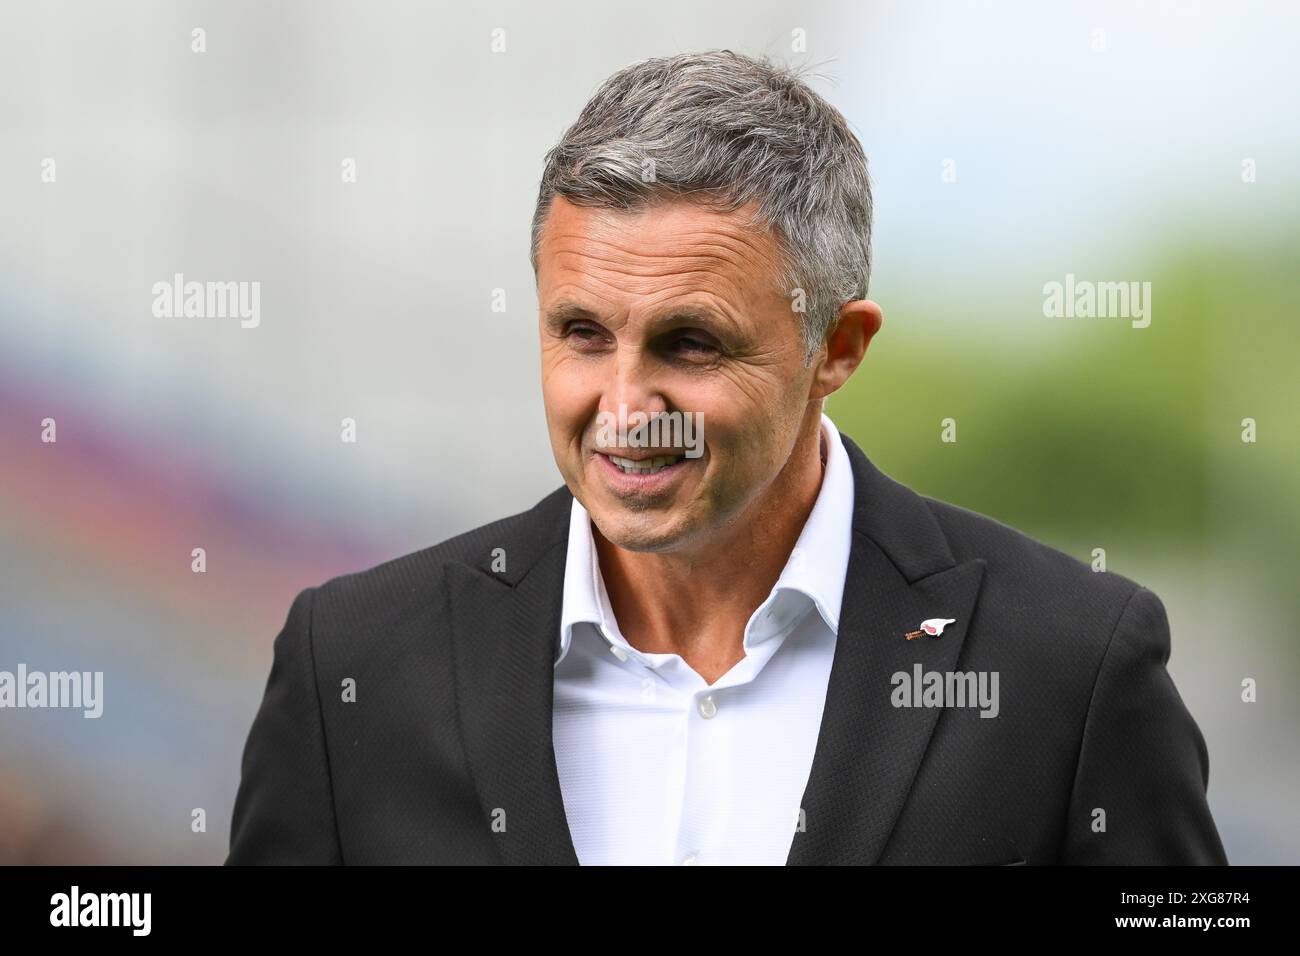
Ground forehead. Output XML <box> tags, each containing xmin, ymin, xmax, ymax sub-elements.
<box><xmin>536</xmin><ymin>195</ymin><xmax>784</xmax><ymax>303</ymax></box>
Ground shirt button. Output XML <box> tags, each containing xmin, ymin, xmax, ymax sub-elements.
<box><xmin>609</xmin><ymin>645</ymin><xmax>629</xmax><ymax>662</ymax></box>
<box><xmin>697</xmin><ymin>695</ymin><xmax>717</xmax><ymax>719</ymax></box>
<box><xmin>681</xmin><ymin>853</ymin><xmax>699</xmax><ymax>865</ymax></box>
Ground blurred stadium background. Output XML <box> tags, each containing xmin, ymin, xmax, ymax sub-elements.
<box><xmin>1</xmin><ymin>0</ymin><xmax>1296</xmax><ymax>863</ymax></box>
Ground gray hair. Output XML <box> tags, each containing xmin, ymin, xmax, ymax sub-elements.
<box><xmin>529</xmin><ymin>49</ymin><xmax>872</xmax><ymax>363</ymax></box>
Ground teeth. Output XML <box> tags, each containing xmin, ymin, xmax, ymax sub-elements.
<box><xmin>608</xmin><ymin>454</ymin><xmax>683</xmax><ymax>475</ymax></box>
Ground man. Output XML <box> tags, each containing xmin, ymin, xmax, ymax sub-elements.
<box><xmin>227</xmin><ymin>50</ymin><xmax>1227</xmax><ymax>865</ymax></box>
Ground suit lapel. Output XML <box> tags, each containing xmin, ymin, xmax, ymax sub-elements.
<box><xmin>444</xmin><ymin>491</ymin><xmax>580</xmax><ymax>865</ymax></box>
<box><xmin>786</xmin><ymin>436</ymin><xmax>986</xmax><ymax>864</ymax></box>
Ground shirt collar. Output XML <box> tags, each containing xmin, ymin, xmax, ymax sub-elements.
<box><xmin>556</xmin><ymin>411</ymin><xmax>855</xmax><ymax>668</ymax></box>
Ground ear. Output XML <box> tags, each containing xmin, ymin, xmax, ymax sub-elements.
<box><xmin>809</xmin><ymin>299</ymin><xmax>883</xmax><ymax>401</ymax></box>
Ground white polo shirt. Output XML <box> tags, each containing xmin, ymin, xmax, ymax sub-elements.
<box><xmin>552</xmin><ymin>412</ymin><xmax>854</xmax><ymax>865</ymax></box>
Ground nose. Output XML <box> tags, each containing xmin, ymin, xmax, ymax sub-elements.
<box><xmin>597</xmin><ymin>344</ymin><xmax>669</xmax><ymax>432</ymax></box>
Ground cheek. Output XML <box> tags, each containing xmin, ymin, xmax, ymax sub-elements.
<box><xmin>695</xmin><ymin>379</ymin><xmax>802</xmax><ymax>474</ymax></box>
<box><xmin>541</xmin><ymin>363</ymin><xmax>592</xmax><ymax>430</ymax></box>
<box><xmin>695</xmin><ymin>379</ymin><xmax>786</xmax><ymax>444</ymax></box>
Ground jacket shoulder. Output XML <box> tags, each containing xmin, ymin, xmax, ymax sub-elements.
<box><xmin>309</xmin><ymin>484</ymin><xmax>571</xmax><ymax>626</ymax></box>
<box><xmin>924</xmin><ymin>495</ymin><xmax>1141</xmax><ymax>597</ymax></box>
<box><xmin>919</xmin><ymin>495</ymin><xmax>1151</xmax><ymax>660</ymax></box>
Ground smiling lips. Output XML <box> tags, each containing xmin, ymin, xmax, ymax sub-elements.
<box><xmin>604</xmin><ymin>453</ymin><xmax>684</xmax><ymax>475</ymax></box>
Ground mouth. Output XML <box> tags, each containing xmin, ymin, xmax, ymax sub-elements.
<box><xmin>602</xmin><ymin>452</ymin><xmax>685</xmax><ymax>475</ymax></box>
<box><xmin>592</xmin><ymin>449</ymin><xmax>696</xmax><ymax>491</ymax></box>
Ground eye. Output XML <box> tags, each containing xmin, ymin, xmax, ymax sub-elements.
<box><xmin>666</xmin><ymin>331</ymin><xmax>721</xmax><ymax>362</ymax></box>
<box><xmin>564</xmin><ymin>321</ymin><xmax>610</xmax><ymax>349</ymax></box>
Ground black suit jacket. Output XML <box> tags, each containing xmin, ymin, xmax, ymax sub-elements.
<box><xmin>226</xmin><ymin>433</ymin><xmax>1228</xmax><ymax>865</ymax></box>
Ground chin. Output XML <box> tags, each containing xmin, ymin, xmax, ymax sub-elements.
<box><xmin>589</xmin><ymin>512</ymin><xmax>692</xmax><ymax>554</ymax></box>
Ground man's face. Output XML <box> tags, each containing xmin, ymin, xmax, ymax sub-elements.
<box><xmin>536</xmin><ymin>194</ymin><xmax>820</xmax><ymax>554</ymax></box>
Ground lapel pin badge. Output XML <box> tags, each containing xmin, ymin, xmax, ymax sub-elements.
<box><xmin>905</xmin><ymin>618</ymin><xmax>956</xmax><ymax>641</ymax></box>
